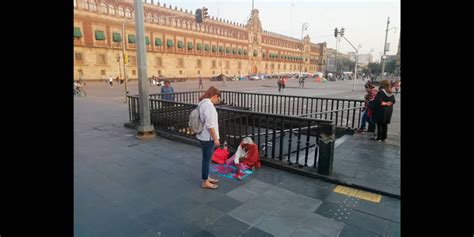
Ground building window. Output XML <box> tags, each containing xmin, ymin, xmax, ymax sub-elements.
<box><xmin>81</xmin><ymin>0</ymin><xmax>90</xmax><ymax>10</ymax></box>
<box><xmin>265</xmin><ymin>63</ymin><xmax>268</xmax><ymax>69</ymax></box>
<box><xmin>225</xmin><ymin>61</ymin><xmax>230</xmax><ymax>69</ymax></box>
<box><xmin>132</xmin><ymin>70</ymin><xmax>136</xmax><ymax>76</ymax></box>
<box><xmin>88</xmin><ymin>0</ymin><xmax>97</xmax><ymax>11</ymax></box>
<box><xmin>156</xmin><ymin>57</ymin><xmax>162</xmax><ymax>67</ymax></box>
<box><xmin>75</xmin><ymin>52</ymin><xmax>84</xmax><ymax>64</ymax></box>
<box><xmin>238</xmin><ymin>61</ymin><xmax>241</xmax><ymax>69</ymax></box>
<box><xmin>278</xmin><ymin>64</ymin><xmax>280</xmax><ymax>69</ymax></box>
<box><xmin>226</xmin><ymin>71</ymin><xmax>228</xmax><ymax>74</ymax></box>
<box><xmin>154</xmin><ymin>38</ymin><xmax>163</xmax><ymax>47</ymax></box>
<box><xmin>97</xmin><ymin>54</ymin><xmax>106</xmax><ymax>65</ymax></box>
<box><xmin>74</xmin><ymin>27</ymin><xmax>82</xmax><ymax>39</ymax></box>
<box><xmin>118</xmin><ymin>7</ymin><xmax>124</xmax><ymax>17</ymax></box>
<box><xmin>167</xmin><ymin>39</ymin><xmax>174</xmax><ymax>48</ymax></box>
<box><xmin>177</xmin><ymin>58</ymin><xmax>184</xmax><ymax>68</ymax></box>
<box><xmin>158</xmin><ymin>70</ymin><xmax>162</xmax><ymax>75</ymax></box>
<box><xmin>198</xmin><ymin>70</ymin><xmax>200</xmax><ymax>74</ymax></box>
<box><xmin>212</xmin><ymin>60</ymin><xmax>216</xmax><ymax>68</ymax></box>
<box><xmin>95</xmin><ymin>30</ymin><xmax>105</xmax><ymax>40</ymax></box>
<box><xmin>179</xmin><ymin>70</ymin><xmax>182</xmax><ymax>75</ymax></box>
<box><xmin>108</xmin><ymin>5</ymin><xmax>115</xmax><ymax>15</ymax></box>
<box><xmin>112</xmin><ymin>32</ymin><xmax>121</xmax><ymax>42</ymax></box>
<box><xmin>212</xmin><ymin>70</ymin><xmax>215</xmax><ymax>74</ymax></box>
<box><xmin>100</xmin><ymin>3</ymin><xmax>107</xmax><ymax>13</ymax></box>
<box><xmin>101</xmin><ymin>70</ymin><xmax>106</xmax><ymax>75</ymax></box>
<box><xmin>128</xmin><ymin>35</ymin><xmax>136</xmax><ymax>43</ymax></box>
<box><xmin>125</xmin><ymin>9</ymin><xmax>131</xmax><ymax>18</ymax></box>
<box><xmin>197</xmin><ymin>59</ymin><xmax>202</xmax><ymax>68</ymax></box>
<box><xmin>78</xmin><ymin>69</ymin><xmax>83</xmax><ymax>76</ymax></box>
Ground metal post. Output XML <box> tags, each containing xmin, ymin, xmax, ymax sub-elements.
<box><xmin>300</xmin><ymin>23</ymin><xmax>308</xmax><ymax>77</ymax></box>
<box><xmin>122</xmin><ymin>21</ymin><xmax>129</xmax><ymax>104</ymax></box>
<box><xmin>353</xmin><ymin>50</ymin><xmax>358</xmax><ymax>91</ymax></box>
<box><xmin>134</xmin><ymin>0</ymin><xmax>155</xmax><ymax>138</ymax></box>
<box><xmin>381</xmin><ymin>17</ymin><xmax>390</xmax><ymax>81</ymax></box>
<box><xmin>334</xmin><ymin>36</ymin><xmax>339</xmax><ymax>73</ymax></box>
<box><xmin>317</xmin><ymin>122</ymin><xmax>335</xmax><ymax>176</ymax></box>
<box><xmin>339</xmin><ymin>34</ymin><xmax>359</xmax><ymax>91</ymax></box>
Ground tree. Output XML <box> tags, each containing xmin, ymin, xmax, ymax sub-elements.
<box><xmin>338</xmin><ymin>58</ymin><xmax>355</xmax><ymax>72</ymax></box>
<box><xmin>384</xmin><ymin>60</ymin><xmax>397</xmax><ymax>74</ymax></box>
<box><xmin>367</xmin><ymin>62</ymin><xmax>381</xmax><ymax>75</ymax></box>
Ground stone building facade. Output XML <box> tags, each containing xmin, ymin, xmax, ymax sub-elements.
<box><xmin>74</xmin><ymin>0</ymin><xmax>327</xmax><ymax>81</ymax></box>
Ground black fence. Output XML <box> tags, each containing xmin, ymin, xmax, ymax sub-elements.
<box><xmin>128</xmin><ymin>95</ymin><xmax>336</xmax><ymax>175</ymax></box>
<box><xmin>146</xmin><ymin>90</ymin><xmax>365</xmax><ymax>129</ymax></box>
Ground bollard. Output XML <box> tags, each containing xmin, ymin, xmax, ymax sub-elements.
<box><xmin>317</xmin><ymin>122</ymin><xmax>336</xmax><ymax>176</ymax></box>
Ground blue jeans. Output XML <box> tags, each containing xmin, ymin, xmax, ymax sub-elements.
<box><xmin>360</xmin><ymin>110</ymin><xmax>368</xmax><ymax>130</ymax></box>
<box><xmin>199</xmin><ymin>140</ymin><xmax>215</xmax><ymax>180</ymax></box>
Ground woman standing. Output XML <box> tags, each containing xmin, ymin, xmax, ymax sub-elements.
<box><xmin>197</xmin><ymin>86</ymin><xmax>221</xmax><ymax>189</ymax></box>
<box><xmin>373</xmin><ymin>80</ymin><xmax>396</xmax><ymax>142</ymax></box>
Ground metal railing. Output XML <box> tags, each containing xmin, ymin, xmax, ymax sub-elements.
<box><xmin>147</xmin><ymin>90</ymin><xmax>365</xmax><ymax>129</ymax></box>
<box><xmin>127</xmin><ymin>95</ymin><xmax>336</xmax><ymax>174</ymax></box>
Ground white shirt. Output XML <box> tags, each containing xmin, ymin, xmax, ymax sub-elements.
<box><xmin>196</xmin><ymin>99</ymin><xmax>220</xmax><ymax>141</ymax></box>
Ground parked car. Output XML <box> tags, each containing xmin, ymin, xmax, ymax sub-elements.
<box><xmin>248</xmin><ymin>75</ymin><xmax>259</xmax><ymax>80</ymax></box>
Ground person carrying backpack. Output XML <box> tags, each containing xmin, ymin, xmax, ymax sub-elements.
<box><xmin>190</xmin><ymin>86</ymin><xmax>221</xmax><ymax>189</ymax></box>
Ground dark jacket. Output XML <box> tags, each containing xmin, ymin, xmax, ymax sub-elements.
<box><xmin>373</xmin><ymin>89</ymin><xmax>396</xmax><ymax>124</ymax></box>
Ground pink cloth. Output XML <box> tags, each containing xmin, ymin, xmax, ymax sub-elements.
<box><xmin>226</xmin><ymin>154</ymin><xmax>251</xmax><ymax>170</ymax></box>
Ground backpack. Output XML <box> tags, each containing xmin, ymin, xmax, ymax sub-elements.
<box><xmin>189</xmin><ymin>101</ymin><xmax>205</xmax><ymax>134</ymax></box>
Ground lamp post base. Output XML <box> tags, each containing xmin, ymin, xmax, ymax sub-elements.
<box><xmin>136</xmin><ymin>130</ymin><xmax>156</xmax><ymax>140</ymax></box>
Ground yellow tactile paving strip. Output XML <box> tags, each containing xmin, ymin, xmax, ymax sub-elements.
<box><xmin>333</xmin><ymin>185</ymin><xmax>382</xmax><ymax>203</ymax></box>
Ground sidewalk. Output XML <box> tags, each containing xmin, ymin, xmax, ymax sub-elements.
<box><xmin>74</xmin><ymin>95</ymin><xmax>400</xmax><ymax>237</ymax></box>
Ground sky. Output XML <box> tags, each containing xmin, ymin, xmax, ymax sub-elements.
<box><xmin>147</xmin><ymin>0</ymin><xmax>400</xmax><ymax>61</ymax></box>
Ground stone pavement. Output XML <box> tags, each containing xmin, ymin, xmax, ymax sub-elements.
<box><xmin>74</xmin><ymin>90</ymin><xmax>400</xmax><ymax>236</ymax></box>
<box><xmin>112</xmin><ymin>78</ymin><xmax>401</xmax><ymax>197</ymax></box>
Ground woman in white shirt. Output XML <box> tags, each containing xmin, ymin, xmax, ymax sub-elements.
<box><xmin>197</xmin><ymin>86</ymin><xmax>221</xmax><ymax>189</ymax></box>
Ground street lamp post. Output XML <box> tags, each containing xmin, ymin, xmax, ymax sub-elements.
<box><xmin>300</xmin><ymin>23</ymin><xmax>308</xmax><ymax>77</ymax></box>
<box><xmin>381</xmin><ymin>17</ymin><xmax>396</xmax><ymax>81</ymax></box>
<box><xmin>353</xmin><ymin>44</ymin><xmax>362</xmax><ymax>91</ymax></box>
<box><xmin>127</xmin><ymin>3</ymin><xmax>207</xmax><ymax>138</ymax></box>
<box><xmin>134</xmin><ymin>0</ymin><xmax>154</xmax><ymax>139</ymax></box>
<box><xmin>122</xmin><ymin>19</ymin><xmax>134</xmax><ymax>104</ymax></box>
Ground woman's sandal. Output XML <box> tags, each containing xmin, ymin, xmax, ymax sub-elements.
<box><xmin>202</xmin><ymin>183</ymin><xmax>218</xmax><ymax>189</ymax></box>
<box><xmin>208</xmin><ymin>177</ymin><xmax>219</xmax><ymax>183</ymax></box>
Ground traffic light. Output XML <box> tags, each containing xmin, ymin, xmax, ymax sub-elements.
<box><xmin>202</xmin><ymin>7</ymin><xmax>208</xmax><ymax>19</ymax></box>
<box><xmin>195</xmin><ymin>7</ymin><xmax>208</xmax><ymax>23</ymax></box>
<box><xmin>334</xmin><ymin>27</ymin><xmax>338</xmax><ymax>38</ymax></box>
<box><xmin>195</xmin><ymin>8</ymin><xmax>203</xmax><ymax>23</ymax></box>
<box><xmin>340</xmin><ymin>27</ymin><xmax>345</xmax><ymax>37</ymax></box>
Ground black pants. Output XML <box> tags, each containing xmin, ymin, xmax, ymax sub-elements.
<box><xmin>376</xmin><ymin>122</ymin><xmax>388</xmax><ymax>141</ymax></box>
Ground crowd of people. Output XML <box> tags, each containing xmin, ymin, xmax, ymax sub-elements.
<box><xmin>357</xmin><ymin>79</ymin><xmax>399</xmax><ymax>142</ymax></box>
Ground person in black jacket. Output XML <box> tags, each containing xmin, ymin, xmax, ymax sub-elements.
<box><xmin>372</xmin><ymin>79</ymin><xmax>396</xmax><ymax>142</ymax></box>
